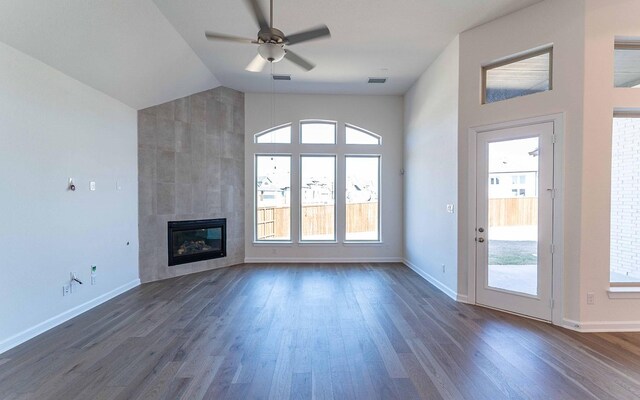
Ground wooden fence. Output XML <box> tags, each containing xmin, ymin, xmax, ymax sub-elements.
<box><xmin>489</xmin><ymin>197</ymin><xmax>538</xmax><ymax>227</ymax></box>
<box><xmin>257</xmin><ymin>202</ymin><xmax>378</xmax><ymax>240</ymax></box>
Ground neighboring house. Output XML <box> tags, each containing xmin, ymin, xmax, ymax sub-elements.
<box><xmin>257</xmin><ymin>175</ymin><xmax>290</xmax><ymax>207</ymax></box>
<box><xmin>301</xmin><ymin>178</ymin><xmax>334</xmax><ymax>205</ymax></box>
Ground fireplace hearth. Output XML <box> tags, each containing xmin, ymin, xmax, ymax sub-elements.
<box><xmin>168</xmin><ymin>219</ymin><xmax>226</xmax><ymax>266</ymax></box>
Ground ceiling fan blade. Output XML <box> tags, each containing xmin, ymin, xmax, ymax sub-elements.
<box><xmin>284</xmin><ymin>50</ymin><xmax>315</xmax><ymax>71</ymax></box>
<box><xmin>284</xmin><ymin>25</ymin><xmax>331</xmax><ymax>45</ymax></box>
<box><xmin>205</xmin><ymin>31</ymin><xmax>256</xmax><ymax>44</ymax></box>
<box><xmin>245</xmin><ymin>0</ymin><xmax>270</xmax><ymax>31</ymax></box>
<box><xmin>246</xmin><ymin>54</ymin><xmax>268</xmax><ymax>72</ymax></box>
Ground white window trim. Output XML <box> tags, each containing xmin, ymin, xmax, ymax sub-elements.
<box><xmin>252</xmin><ymin>120</ymin><xmax>383</xmax><ymax>246</ymax></box>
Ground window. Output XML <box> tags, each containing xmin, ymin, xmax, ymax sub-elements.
<box><xmin>255</xmin><ymin>124</ymin><xmax>291</xmax><ymax>143</ymax></box>
<box><xmin>253</xmin><ymin>121</ymin><xmax>382</xmax><ymax>244</ymax></box>
<box><xmin>300</xmin><ymin>156</ymin><xmax>335</xmax><ymax>241</ymax></box>
<box><xmin>346</xmin><ymin>124</ymin><xmax>381</xmax><ymax>144</ymax></box>
<box><xmin>483</xmin><ymin>47</ymin><xmax>553</xmax><ymax>104</ymax></box>
<box><xmin>346</xmin><ymin>156</ymin><xmax>380</xmax><ymax>241</ymax></box>
<box><xmin>614</xmin><ymin>41</ymin><xmax>640</xmax><ymax>88</ymax></box>
<box><xmin>255</xmin><ymin>155</ymin><xmax>291</xmax><ymax>241</ymax></box>
<box><xmin>610</xmin><ymin>115</ymin><xmax>640</xmax><ymax>284</ymax></box>
<box><xmin>300</xmin><ymin>121</ymin><xmax>336</xmax><ymax>144</ymax></box>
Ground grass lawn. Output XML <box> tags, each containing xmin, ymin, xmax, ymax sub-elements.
<box><xmin>489</xmin><ymin>240</ymin><xmax>537</xmax><ymax>265</ymax></box>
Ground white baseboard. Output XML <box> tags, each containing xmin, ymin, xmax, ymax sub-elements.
<box><xmin>456</xmin><ymin>294</ymin><xmax>470</xmax><ymax>303</ymax></box>
<box><xmin>0</xmin><ymin>279</ymin><xmax>140</xmax><ymax>355</ymax></box>
<box><xmin>244</xmin><ymin>257</ymin><xmax>404</xmax><ymax>263</ymax></box>
<box><xmin>403</xmin><ymin>258</ymin><xmax>458</xmax><ymax>301</ymax></box>
<box><xmin>562</xmin><ymin>318</ymin><xmax>640</xmax><ymax>332</ymax></box>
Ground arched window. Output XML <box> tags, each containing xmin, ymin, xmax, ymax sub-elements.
<box><xmin>253</xmin><ymin>121</ymin><xmax>382</xmax><ymax>243</ymax></box>
<box><xmin>345</xmin><ymin>124</ymin><xmax>381</xmax><ymax>145</ymax></box>
<box><xmin>254</xmin><ymin>123</ymin><xmax>291</xmax><ymax>144</ymax></box>
<box><xmin>300</xmin><ymin>120</ymin><xmax>336</xmax><ymax>144</ymax></box>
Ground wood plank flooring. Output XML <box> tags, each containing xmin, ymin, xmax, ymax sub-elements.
<box><xmin>1</xmin><ymin>263</ymin><xmax>640</xmax><ymax>399</ymax></box>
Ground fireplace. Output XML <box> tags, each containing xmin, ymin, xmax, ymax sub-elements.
<box><xmin>167</xmin><ymin>219</ymin><xmax>226</xmax><ymax>266</ymax></box>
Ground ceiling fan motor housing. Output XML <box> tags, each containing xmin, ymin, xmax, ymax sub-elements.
<box><xmin>258</xmin><ymin>27</ymin><xmax>285</xmax><ymax>44</ymax></box>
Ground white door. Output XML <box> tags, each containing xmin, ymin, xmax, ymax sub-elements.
<box><xmin>475</xmin><ymin>122</ymin><xmax>554</xmax><ymax>321</ymax></box>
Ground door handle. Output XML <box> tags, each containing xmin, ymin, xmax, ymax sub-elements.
<box><xmin>478</xmin><ymin>238</ymin><xmax>485</xmax><ymax>243</ymax></box>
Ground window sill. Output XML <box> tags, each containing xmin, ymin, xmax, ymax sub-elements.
<box><xmin>298</xmin><ymin>241</ymin><xmax>339</xmax><ymax>246</ymax></box>
<box><xmin>607</xmin><ymin>286</ymin><xmax>640</xmax><ymax>299</ymax></box>
<box><xmin>252</xmin><ymin>241</ymin><xmax>293</xmax><ymax>246</ymax></box>
<box><xmin>343</xmin><ymin>241</ymin><xmax>383</xmax><ymax>246</ymax></box>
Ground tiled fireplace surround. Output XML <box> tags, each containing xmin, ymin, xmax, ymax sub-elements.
<box><xmin>138</xmin><ymin>87</ymin><xmax>244</xmax><ymax>282</ymax></box>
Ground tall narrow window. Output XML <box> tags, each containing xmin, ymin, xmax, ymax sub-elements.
<box><xmin>255</xmin><ymin>124</ymin><xmax>291</xmax><ymax>143</ymax></box>
<box><xmin>346</xmin><ymin>156</ymin><xmax>380</xmax><ymax>241</ymax></box>
<box><xmin>614</xmin><ymin>41</ymin><xmax>640</xmax><ymax>88</ymax></box>
<box><xmin>483</xmin><ymin>47</ymin><xmax>552</xmax><ymax>104</ymax></box>
<box><xmin>300</xmin><ymin>121</ymin><xmax>336</xmax><ymax>144</ymax></box>
<box><xmin>300</xmin><ymin>156</ymin><xmax>336</xmax><ymax>241</ymax></box>
<box><xmin>256</xmin><ymin>155</ymin><xmax>291</xmax><ymax>241</ymax></box>
<box><xmin>611</xmin><ymin>115</ymin><xmax>640</xmax><ymax>284</ymax></box>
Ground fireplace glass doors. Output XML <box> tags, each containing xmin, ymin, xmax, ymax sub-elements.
<box><xmin>168</xmin><ymin>219</ymin><xmax>226</xmax><ymax>266</ymax></box>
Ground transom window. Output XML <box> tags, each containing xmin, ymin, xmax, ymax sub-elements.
<box><xmin>300</xmin><ymin>121</ymin><xmax>336</xmax><ymax>144</ymax></box>
<box><xmin>482</xmin><ymin>47</ymin><xmax>553</xmax><ymax>104</ymax></box>
<box><xmin>253</xmin><ymin>121</ymin><xmax>382</xmax><ymax>243</ymax></box>
<box><xmin>255</xmin><ymin>123</ymin><xmax>291</xmax><ymax>143</ymax></box>
<box><xmin>614</xmin><ymin>41</ymin><xmax>640</xmax><ymax>88</ymax></box>
<box><xmin>346</xmin><ymin>124</ymin><xmax>381</xmax><ymax>145</ymax></box>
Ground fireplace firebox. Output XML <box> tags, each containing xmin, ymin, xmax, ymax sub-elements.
<box><xmin>168</xmin><ymin>219</ymin><xmax>226</xmax><ymax>266</ymax></box>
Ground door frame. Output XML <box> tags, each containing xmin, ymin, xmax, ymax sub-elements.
<box><xmin>466</xmin><ymin>113</ymin><xmax>565</xmax><ymax>326</ymax></box>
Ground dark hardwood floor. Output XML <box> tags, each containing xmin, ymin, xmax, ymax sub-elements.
<box><xmin>1</xmin><ymin>263</ymin><xmax>640</xmax><ymax>400</ymax></box>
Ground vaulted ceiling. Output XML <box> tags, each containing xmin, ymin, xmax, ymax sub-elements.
<box><xmin>0</xmin><ymin>0</ymin><xmax>542</xmax><ymax>109</ymax></box>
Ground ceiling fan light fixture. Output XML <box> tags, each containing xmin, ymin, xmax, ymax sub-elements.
<box><xmin>258</xmin><ymin>43</ymin><xmax>286</xmax><ymax>63</ymax></box>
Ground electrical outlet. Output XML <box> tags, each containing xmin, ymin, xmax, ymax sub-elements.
<box><xmin>90</xmin><ymin>181</ymin><xmax>96</xmax><ymax>191</ymax></box>
<box><xmin>587</xmin><ymin>292</ymin><xmax>595</xmax><ymax>305</ymax></box>
<box><xmin>446</xmin><ymin>204</ymin><xmax>455</xmax><ymax>213</ymax></box>
<box><xmin>63</xmin><ymin>284</ymin><xmax>71</xmax><ymax>296</ymax></box>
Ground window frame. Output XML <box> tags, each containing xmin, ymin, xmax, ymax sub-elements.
<box><xmin>610</xmin><ymin>111</ymin><xmax>640</xmax><ymax>287</ymax></box>
<box><xmin>252</xmin><ymin>120</ymin><xmax>383</xmax><ymax>245</ymax></box>
<box><xmin>344</xmin><ymin>154</ymin><xmax>382</xmax><ymax>243</ymax></box>
<box><xmin>482</xmin><ymin>46</ymin><xmax>554</xmax><ymax>105</ymax></box>
<box><xmin>614</xmin><ymin>41</ymin><xmax>640</xmax><ymax>89</ymax></box>
<box><xmin>254</xmin><ymin>153</ymin><xmax>292</xmax><ymax>243</ymax></box>
<box><xmin>345</xmin><ymin>124</ymin><xmax>382</xmax><ymax>145</ymax></box>
<box><xmin>254</xmin><ymin>122</ymin><xmax>292</xmax><ymax>144</ymax></box>
<box><xmin>299</xmin><ymin>120</ymin><xmax>337</xmax><ymax>145</ymax></box>
<box><xmin>299</xmin><ymin>154</ymin><xmax>337</xmax><ymax>243</ymax></box>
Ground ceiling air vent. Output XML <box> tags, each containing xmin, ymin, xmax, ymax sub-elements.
<box><xmin>273</xmin><ymin>74</ymin><xmax>291</xmax><ymax>81</ymax></box>
<box><xmin>368</xmin><ymin>77</ymin><xmax>387</xmax><ymax>84</ymax></box>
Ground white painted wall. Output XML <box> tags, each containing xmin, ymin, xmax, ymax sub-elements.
<box><xmin>580</xmin><ymin>0</ymin><xmax>640</xmax><ymax>325</ymax></box>
<box><xmin>0</xmin><ymin>41</ymin><xmax>139</xmax><ymax>353</ymax></box>
<box><xmin>458</xmin><ymin>0</ymin><xmax>586</xmax><ymax>321</ymax></box>
<box><xmin>244</xmin><ymin>93</ymin><xmax>403</xmax><ymax>262</ymax></box>
<box><xmin>403</xmin><ymin>37</ymin><xmax>460</xmax><ymax>299</ymax></box>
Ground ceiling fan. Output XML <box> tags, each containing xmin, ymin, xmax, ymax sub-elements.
<box><xmin>204</xmin><ymin>0</ymin><xmax>331</xmax><ymax>72</ymax></box>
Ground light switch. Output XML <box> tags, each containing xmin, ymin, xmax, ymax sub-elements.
<box><xmin>446</xmin><ymin>204</ymin><xmax>455</xmax><ymax>213</ymax></box>
<box><xmin>90</xmin><ymin>181</ymin><xmax>96</xmax><ymax>191</ymax></box>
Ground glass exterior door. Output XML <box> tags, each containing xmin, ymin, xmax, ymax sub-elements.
<box><xmin>476</xmin><ymin>122</ymin><xmax>554</xmax><ymax>321</ymax></box>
